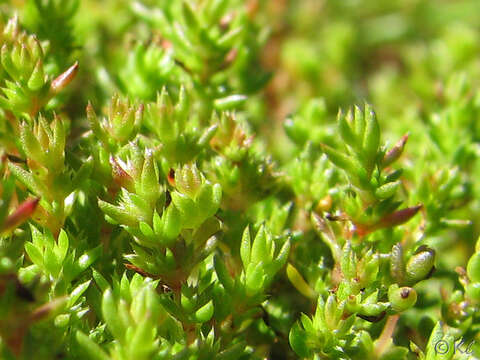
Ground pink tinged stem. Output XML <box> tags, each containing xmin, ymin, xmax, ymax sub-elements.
<box><xmin>110</xmin><ymin>156</ymin><xmax>134</xmax><ymax>191</ymax></box>
<box><xmin>2</xmin><ymin>197</ymin><xmax>39</xmax><ymax>232</ymax></box>
<box><xmin>355</xmin><ymin>204</ymin><xmax>423</xmax><ymax>237</ymax></box>
<box><xmin>50</xmin><ymin>61</ymin><xmax>79</xmax><ymax>95</ymax></box>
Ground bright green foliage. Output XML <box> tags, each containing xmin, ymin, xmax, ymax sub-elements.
<box><xmin>319</xmin><ymin>104</ymin><xmax>422</xmax><ymax>236</ymax></box>
<box><xmin>87</xmin><ymin>95</ymin><xmax>143</xmax><ymax>148</ymax></box>
<box><xmin>118</xmin><ymin>42</ymin><xmax>181</xmax><ymax>101</ymax></box>
<box><xmin>0</xmin><ymin>16</ymin><xmax>77</xmax><ymax>118</ymax></box>
<box><xmin>22</xmin><ymin>226</ymin><xmax>101</xmax><ymax>285</ymax></box>
<box><xmin>214</xmin><ymin>225</ymin><xmax>289</xmax><ymax>308</ymax></box>
<box><xmin>10</xmin><ymin>113</ymin><xmax>90</xmax><ymax>233</ymax></box>
<box><xmin>130</xmin><ymin>0</ymin><xmax>268</xmax><ymax>110</ymax></box>
<box><xmin>208</xmin><ymin>112</ymin><xmax>280</xmax><ymax>211</ymax></box>
<box><xmin>1</xmin><ymin>1</ymin><xmax>480</xmax><ymax>360</ymax></box>
<box><xmin>289</xmin><ymin>294</ymin><xmax>356</xmax><ymax>358</ymax></box>
<box><xmin>239</xmin><ymin>225</ymin><xmax>290</xmax><ymax>296</ymax></box>
<box><xmin>142</xmin><ymin>87</ymin><xmax>217</xmax><ymax>164</ymax></box>
<box><xmin>0</xmin><ymin>16</ymin><xmax>48</xmax><ymax>116</ymax></box>
<box><xmin>22</xmin><ymin>0</ymin><xmax>79</xmax><ymax>70</ymax></box>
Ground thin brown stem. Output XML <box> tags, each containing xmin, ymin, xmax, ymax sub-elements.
<box><xmin>375</xmin><ymin>314</ymin><xmax>399</xmax><ymax>357</ymax></box>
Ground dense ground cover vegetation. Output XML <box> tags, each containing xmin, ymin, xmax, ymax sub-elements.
<box><xmin>1</xmin><ymin>0</ymin><xmax>480</xmax><ymax>359</ymax></box>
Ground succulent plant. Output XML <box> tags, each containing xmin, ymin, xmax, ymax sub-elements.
<box><xmin>0</xmin><ymin>1</ymin><xmax>480</xmax><ymax>360</ymax></box>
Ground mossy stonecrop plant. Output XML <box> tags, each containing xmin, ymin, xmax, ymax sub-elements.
<box><xmin>285</xmin><ymin>105</ymin><xmax>436</xmax><ymax>359</ymax></box>
<box><xmin>0</xmin><ymin>0</ymin><xmax>480</xmax><ymax>359</ymax></box>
